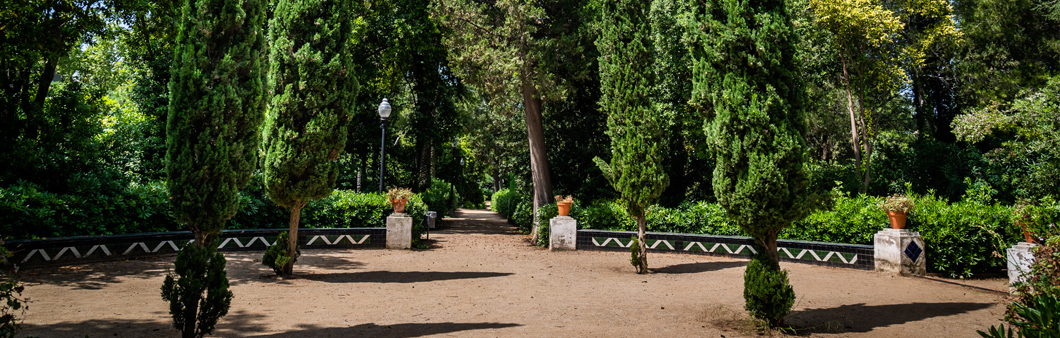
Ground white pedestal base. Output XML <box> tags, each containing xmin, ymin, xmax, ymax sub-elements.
<box><xmin>549</xmin><ymin>216</ymin><xmax>577</xmax><ymax>251</ymax></box>
<box><xmin>1007</xmin><ymin>242</ymin><xmax>1037</xmax><ymax>285</ymax></box>
<box><xmin>874</xmin><ymin>228</ymin><xmax>926</xmax><ymax>276</ymax></box>
<box><xmin>386</xmin><ymin>214</ymin><xmax>412</xmax><ymax>249</ymax></box>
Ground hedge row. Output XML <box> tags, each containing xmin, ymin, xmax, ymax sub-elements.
<box><xmin>0</xmin><ymin>180</ymin><xmax>429</xmax><ymax>240</ymax></box>
<box><xmin>496</xmin><ymin>186</ymin><xmax>1033</xmax><ymax>278</ymax></box>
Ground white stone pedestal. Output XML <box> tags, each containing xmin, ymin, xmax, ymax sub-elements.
<box><xmin>874</xmin><ymin>228</ymin><xmax>926</xmax><ymax>276</ymax></box>
<box><xmin>1007</xmin><ymin>242</ymin><xmax>1037</xmax><ymax>285</ymax></box>
<box><xmin>387</xmin><ymin>213</ymin><xmax>412</xmax><ymax>249</ymax></box>
<box><xmin>549</xmin><ymin>216</ymin><xmax>577</xmax><ymax>251</ymax></box>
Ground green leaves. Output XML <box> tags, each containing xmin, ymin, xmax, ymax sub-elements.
<box><xmin>262</xmin><ymin>0</ymin><xmax>358</xmax><ymax>210</ymax></box>
<box><xmin>166</xmin><ymin>0</ymin><xmax>267</xmax><ymax>238</ymax></box>
<box><xmin>692</xmin><ymin>0</ymin><xmax>811</xmax><ymax>241</ymax></box>
<box><xmin>595</xmin><ymin>0</ymin><xmax>669</xmax><ymax>220</ymax></box>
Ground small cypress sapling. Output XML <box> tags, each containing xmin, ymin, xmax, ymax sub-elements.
<box><xmin>743</xmin><ymin>254</ymin><xmax>796</xmax><ymax>328</ymax></box>
<box><xmin>161</xmin><ymin>244</ymin><xmax>234</xmax><ymax>338</ymax></box>
<box><xmin>262</xmin><ymin>232</ymin><xmax>299</xmax><ymax>275</ymax></box>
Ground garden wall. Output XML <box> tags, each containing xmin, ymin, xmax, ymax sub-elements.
<box><xmin>5</xmin><ymin>228</ymin><xmax>384</xmax><ymax>268</ymax></box>
<box><xmin>578</xmin><ymin>230</ymin><xmax>875</xmax><ymax>270</ymax></box>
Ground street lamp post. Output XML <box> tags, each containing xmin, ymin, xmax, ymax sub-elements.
<box><xmin>378</xmin><ymin>98</ymin><xmax>392</xmax><ymax>194</ymax></box>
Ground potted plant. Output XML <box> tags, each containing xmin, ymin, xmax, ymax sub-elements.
<box><xmin>879</xmin><ymin>194</ymin><xmax>914</xmax><ymax>229</ymax></box>
<box><xmin>1013</xmin><ymin>203</ymin><xmax>1043</xmax><ymax>243</ymax></box>
<box><xmin>555</xmin><ymin>195</ymin><xmax>573</xmax><ymax>217</ymax></box>
<box><xmin>387</xmin><ymin>188</ymin><xmax>413</xmax><ymax>214</ymax></box>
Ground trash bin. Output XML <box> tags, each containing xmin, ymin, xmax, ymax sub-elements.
<box><xmin>427</xmin><ymin>211</ymin><xmax>437</xmax><ymax>229</ymax></box>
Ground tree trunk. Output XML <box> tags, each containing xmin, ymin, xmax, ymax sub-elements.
<box><xmin>34</xmin><ymin>57</ymin><xmax>58</xmax><ymax>108</ymax></box>
<box><xmin>637</xmin><ymin>215</ymin><xmax>648</xmax><ymax>274</ymax></box>
<box><xmin>284</xmin><ymin>202</ymin><xmax>302</xmax><ymax>275</ymax></box>
<box><xmin>521</xmin><ymin>78</ymin><xmax>552</xmax><ymax>242</ymax></box>
<box><xmin>193</xmin><ymin>230</ymin><xmax>206</xmax><ymax>249</ymax></box>
<box><xmin>757</xmin><ymin>234</ymin><xmax>780</xmax><ymax>270</ymax></box>
<box><xmin>182</xmin><ymin>297</ymin><xmax>198</xmax><ymax>338</ymax></box>
<box><xmin>839</xmin><ymin>52</ymin><xmax>862</xmax><ymax>172</ymax></box>
<box><xmin>416</xmin><ymin>140</ymin><xmax>432</xmax><ymax>190</ymax></box>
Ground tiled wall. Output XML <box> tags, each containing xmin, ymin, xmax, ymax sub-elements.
<box><xmin>577</xmin><ymin>230</ymin><xmax>874</xmax><ymax>270</ymax></box>
<box><xmin>5</xmin><ymin>228</ymin><xmax>386</xmax><ymax>268</ymax></box>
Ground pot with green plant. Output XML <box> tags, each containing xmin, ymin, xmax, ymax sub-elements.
<box><xmin>555</xmin><ymin>195</ymin><xmax>573</xmax><ymax>216</ymax></box>
<box><xmin>387</xmin><ymin>188</ymin><xmax>413</xmax><ymax>214</ymax></box>
<box><xmin>880</xmin><ymin>194</ymin><xmax>914</xmax><ymax>229</ymax></box>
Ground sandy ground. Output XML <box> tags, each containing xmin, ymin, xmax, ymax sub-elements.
<box><xmin>15</xmin><ymin>208</ymin><xmax>1012</xmax><ymax>337</ymax></box>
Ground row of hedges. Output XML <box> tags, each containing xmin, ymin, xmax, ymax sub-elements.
<box><xmin>0</xmin><ymin>180</ymin><xmax>431</xmax><ymax>240</ymax></box>
<box><xmin>527</xmin><ymin>184</ymin><xmax>1035</xmax><ymax>278</ymax></box>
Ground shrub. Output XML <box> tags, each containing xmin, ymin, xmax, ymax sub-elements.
<box><xmin>1</xmin><ymin>242</ymin><xmax>28</xmax><ymax>338</ymax></box>
<box><xmin>421</xmin><ymin>178</ymin><xmax>454</xmax><ymax>217</ymax></box>
<box><xmin>161</xmin><ymin>244</ymin><xmax>233</xmax><ymax>338</ymax></box>
<box><xmin>463</xmin><ymin>184</ymin><xmax>486</xmax><ymax>209</ymax></box>
<box><xmin>577</xmin><ymin>199</ymin><xmax>634</xmax><ymax>231</ymax></box>
<box><xmin>911</xmin><ymin>191</ymin><xmax>1016</xmax><ymax>278</ymax></box>
<box><xmin>262</xmin><ymin>232</ymin><xmax>298</xmax><ymax>275</ymax></box>
<box><xmin>783</xmin><ymin>192</ymin><xmax>887</xmax><ymax>244</ymax></box>
<box><xmin>511</xmin><ymin>199</ymin><xmax>534</xmax><ymax>233</ymax></box>
<box><xmin>535</xmin><ymin>203</ymin><xmax>560</xmax><ymax>247</ymax></box>
<box><xmin>490</xmin><ymin>189</ymin><xmax>522</xmax><ymax>218</ymax></box>
<box><xmin>743</xmin><ymin>254</ymin><xmax>796</xmax><ymax>328</ymax></box>
<box><xmin>0</xmin><ymin>180</ymin><xmax>178</xmax><ymax>239</ymax></box>
<box><xmin>303</xmin><ymin>191</ymin><xmax>391</xmax><ymax>228</ymax></box>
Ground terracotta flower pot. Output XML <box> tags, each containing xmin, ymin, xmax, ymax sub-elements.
<box><xmin>557</xmin><ymin>202</ymin><xmax>572</xmax><ymax>216</ymax></box>
<box><xmin>392</xmin><ymin>198</ymin><xmax>408</xmax><ymax>214</ymax></box>
<box><xmin>887</xmin><ymin>210</ymin><xmax>907</xmax><ymax>229</ymax></box>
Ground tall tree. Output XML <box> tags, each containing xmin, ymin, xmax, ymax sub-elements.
<box><xmin>808</xmin><ymin>0</ymin><xmax>959</xmax><ymax>193</ymax></box>
<box><xmin>433</xmin><ymin>0</ymin><xmax>556</xmax><ymax>239</ymax></box>
<box><xmin>689</xmin><ymin>0</ymin><xmax>810</xmax><ymax>326</ymax></box>
<box><xmin>163</xmin><ymin>0</ymin><xmax>266</xmax><ymax>334</ymax></box>
<box><xmin>262</xmin><ymin>0</ymin><xmax>358</xmax><ymax>275</ymax></box>
<box><xmin>594</xmin><ymin>0</ymin><xmax>669</xmax><ymax>274</ymax></box>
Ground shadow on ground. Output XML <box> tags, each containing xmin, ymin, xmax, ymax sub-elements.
<box><xmin>297</xmin><ymin>271</ymin><xmax>513</xmax><ymax>283</ymax></box>
<box><xmin>248</xmin><ymin>322</ymin><xmax>521</xmax><ymax>338</ymax></box>
<box><xmin>21</xmin><ymin>310</ymin><xmax>269</xmax><ymax>337</ymax></box>
<box><xmin>18</xmin><ymin>256</ymin><xmax>172</xmax><ymax>290</ymax></box>
<box><xmin>651</xmin><ymin>261</ymin><xmax>746</xmax><ymax>274</ymax></box>
<box><xmin>785</xmin><ymin>302</ymin><xmax>995</xmax><ymax>334</ymax></box>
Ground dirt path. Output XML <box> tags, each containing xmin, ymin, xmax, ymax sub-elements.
<box><xmin>17</xmin><ymin>208</ymin><xmax>1011</xmax><ymax>337</ymax></box>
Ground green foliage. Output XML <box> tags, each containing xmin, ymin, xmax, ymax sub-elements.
<box><xmin>462</xmin><ymin>184</ymin><xmax>486</xmax><ymax>209</ymax></box>
<box><xmin>980</xmin><ymin>294</ymin><xmax>1060</xmax><ymax>338</ymax></box>
<box><xmin>0</xmin><ymin>180</ymin><xmax>178</xmax><ymax>239</ymax></box>
<box><xmin>262</xmin><ymin>0</ymin><xmax>358</xmax><ymax>210</ymax></box>
<box><xmin>166</xmin><ymin>0</ymin><xmax>267</xmax><ymax>245</ymax></box>
<box><xmin>690</xmin><ymin>0</ymin><xmax>811</xmax><ymax>288</ymax></box>
<box><xmin>0</xmin><ymin>242</ymin><xmax>27</xmax><ymax>338</ymax></box>
<box><xmin>594</xmin><ymin>0</ymin><xmax>669</xmax><ymax>222</ymax></box>
<box><xmin>743</xmin><ymin>254</ymin><xmax>796</xmax><ymax>328</ymax></box>
<box><xmin>262</xmin><ymin>232</ymin><xmax>299</xmax><ymax>275</ymax></box>
<box><xmin>160</xmin><ymin>244</ymin><xmax>233</xmax><ymax>338</ymax></box>
<box><xmin>534</xmin><ymin>203</ymin><xmax>560</xmax><ymax>247</ymax></box>
<box><xmin>422</xmin><ymin>179</ymin><xmax>455</xmax><ymax>217</ymax></box>
<box><xmin>490</xmin><ymin>189</ymin><xmax>526</xmax><ymax>220</ymax></box>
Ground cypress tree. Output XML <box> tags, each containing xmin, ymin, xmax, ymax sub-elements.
<box><xmin>164</xmin><ymin>0</ymin><xmax>266</xmax><ymax>335</ymax></box>
<box><xmin>262</xmin><ymin>0</ymin><xmax>358</xmax><ymax>275</ymax></box>
<box><xmin>689</xmin><ymin>0</ymin><xmax>811</xmax><ymax>326</ymax></box>
<box><xmin>594</xmin><ymin>0</ymin><xmax>670</xmax><ymax>274</ymax></box>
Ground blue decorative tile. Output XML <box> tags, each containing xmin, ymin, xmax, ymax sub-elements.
<box><xmin>904</xmin><ymin>241</ymin><xmax>922</xmax><ymax>262</ymax></box>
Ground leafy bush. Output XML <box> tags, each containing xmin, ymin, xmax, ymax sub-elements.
<box><xmin>0</xmin><ymin>180</ymin><xmax>178</xmax><ymax>239</ymax></box>
<box><xmin>743</xmin><ymin>255</ymin><xmax>795</xmax><ymax>328</ymax></box>
<box><xmin>463</xmin><ymin>184</ymin><xmax>486</xmax><ymax>209</ymax></box>
<box><xmin>783</xmin><ymin>191</ymin><xmax>887</xmax><ymax>244</ymax></box>
<box><xmin>161</xmin><ymin>244</ymin><xmax>233</xmax><ymax>338</ymax></box>
<box><xmin>535</xmin><ymin>203</ymin><xmax>559</xmax><ymax>247</ymax></box>
<box><xmin>511</xmin><ymin>199</ymin><xmax>534</xmax><ymax>233</ymax></box>
<box><xmin>490</xmin><ymin>189</ymin><xmax>522</xmax><ymax>218</ymax></box>
<box><xmin>262</xmin><ymin>232</ymin><xmax>298</xmax><ymax>275</ymax></box>
<box><xmin>1</xmin><ymin>242</ymin><xmax>28</xmax><ymax>338</ymax></box>
<box><xmin>421</xmin><ymin>178</ymin><xmax>454</xmax><ymax>217</ymax></box>
<box><xmin>302</xmin><ymin>191</ymin><xmax>392</xmax><ymax>228</ymax></box>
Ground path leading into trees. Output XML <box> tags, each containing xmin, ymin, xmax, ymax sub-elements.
<box><xmin>19</xmin><ymin>208</ymin><xmax>1011</xmax><ymax>337</ymax></box>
